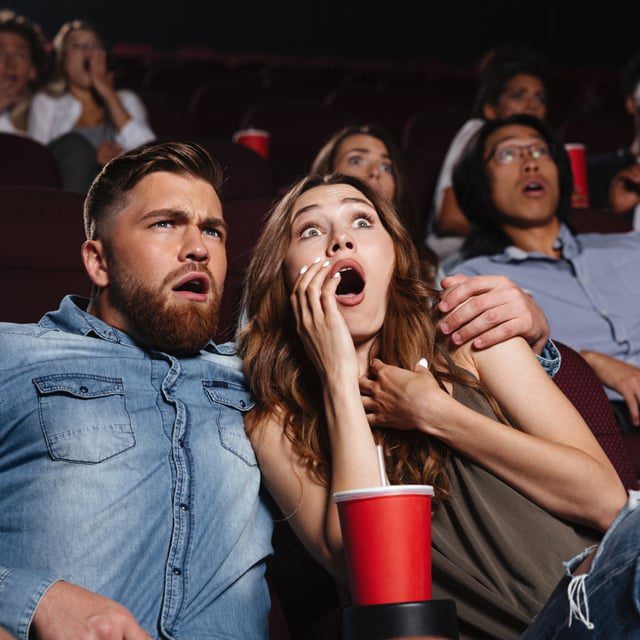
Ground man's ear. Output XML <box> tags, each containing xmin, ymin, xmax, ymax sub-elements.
<box><xmin>81</xmin><ymin>239</ymin><xmax>109</xmax><ymax>288</ymax></box>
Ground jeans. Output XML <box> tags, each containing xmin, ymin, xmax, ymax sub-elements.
<box><xmin>521</xmin><ymin>491</ymin><xmax>640</xmax><ymax>639</ymax></box>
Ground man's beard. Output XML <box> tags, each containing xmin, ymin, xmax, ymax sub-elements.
<box><xmin>107</xmin><ymin>262</ymin><xmax>222</xmax><ymax>356</ymax></box>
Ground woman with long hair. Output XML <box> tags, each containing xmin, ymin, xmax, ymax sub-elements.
<box><xmin>311</xmin><ymin>122</ymin><xmax>436</xmax><ymax>282</ymax></box>
<box><xmin>238</xmin><ymin>173</ymin><xmax>633</xmax><ymax>639</ymax></box>
<box><xmin>28</xmin><ymin>20</ymin><xmax>154</xmax><ymax>191</ymax></box>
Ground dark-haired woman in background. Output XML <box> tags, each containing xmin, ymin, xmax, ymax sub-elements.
<box><xmin>428</xmin><ymin>47</ymin><xmax>548</xmax><ymax>260</ymax></box>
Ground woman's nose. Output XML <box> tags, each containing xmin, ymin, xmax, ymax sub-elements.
<box><xmin>328</xmin><ymin>230</ymin><xmax>356</xmax><ymax>255</ymax></box>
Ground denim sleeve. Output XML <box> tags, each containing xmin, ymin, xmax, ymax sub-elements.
<box><xmin>536</xmin><ymin>339</ymin><xmax>561</xmax><ymax>378</ymax></box>
<box><xmin>0</xmin><ymin>567</ymin><xmax>59</xmax><ymax>640</ymax></box>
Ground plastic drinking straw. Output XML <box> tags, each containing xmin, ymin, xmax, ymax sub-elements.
<box><xmin>376</xmin><ymin>444</ymin><xmax>389</xmax><ymax>486</ymax></box>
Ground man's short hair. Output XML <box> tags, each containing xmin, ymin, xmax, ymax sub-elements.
<box><xmin>83</xmin><ymin>141</ymin><xmax>223</xmax><ymax>241</ymax></box>
<box><xmin>452</xmin><ymin>114</ymin><xmax>573</xmax><ymax>259</ymax></box>
<box><xmin>622</xmin><ymin>51</ymin><xmax>640</xmax><ymax>99</ymax></box>
<box><xmin>0</xmin><ymin>9</ymin><xmax>47</xmax><ymax>84</ymax></box>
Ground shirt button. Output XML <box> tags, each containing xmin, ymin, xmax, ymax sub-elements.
<box><xmin>239</xmin><ymin>400</ymin><xmax>246</xmax><ymax>408</ymax></box>
<box><xmin>79</xmin><ymin>386</ymin><xmax>89</xmax><ymax>394</ymax></box>
<box><xmin>179</xmin><ymin>503</ymin><xmax>189</xmax><ymax>511</ymax></box>
<box><xmin>178</xmin><ymin>438</ymin><xmax>185</xmax><ymax>448</ymax></box>
<box><xmin>173</xmin><ymin>567</ymin><xmax>181</xmax><ymax>576</ymax></box>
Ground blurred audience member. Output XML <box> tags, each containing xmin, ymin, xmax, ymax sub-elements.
<box><xmin>588</xmin><ymin>51</ymin><xmax>640</xmax><ymax>221</ymax></box>
<box><xmin>28</xmin><ymin>20</ymin><xmax>154</xmax><ymax>192</ymax></box>
<box><xmin>453</xmin><ymin>114</ymin><xmax>640</xmax><ymax>431</ymax></box>
<box><xmin>428</xmin><ymin>47</ymin><xmax>547</xmax><ymax>259</ymax></box>
<box><xmin>0</xmin><ymin>9</ymin><xmax>46</xmax><ymax>134</ymax></box>
<box><xmin>311</xmin><ymin>123</ymin><xmax>438</xmax><ymax>281</ymax></box>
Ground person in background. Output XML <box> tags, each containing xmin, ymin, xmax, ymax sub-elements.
<box><xmin>0</xmin><ymin>9</ymin><xmax>46</xmax><ymax>134</ymax></box>
<box><xmin>428</xmin><ymin>47</ymin><xmax>547</xmax><ymax>260</ymax></box>
<box><xmin>452</xmin><ymin>114</ymin><xmax>640</xmax><ymax>432</ymax></box>
<box><xmin>588</xmin><ymin>51</ymin><xmax>640</xmax><ymax>222</ymax></box>
<box><xmin>28</xmin><ymin>20</ymin><xmax>155</xmax><ymax>192</ymax></box>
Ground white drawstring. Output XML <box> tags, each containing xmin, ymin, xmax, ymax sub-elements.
<box><xmin>567</xmin><ymin>573</ymin><xmax>595</xmax><ymax>630</ymax></box>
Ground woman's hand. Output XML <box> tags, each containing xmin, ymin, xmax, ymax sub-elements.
<box><xmin>87</xmin><ymin>48</ymin><xmax>115</xmax><ymax>100</ymax></box>
<box><xmin>360</xmin><ymin>358</ymin><xmax>450</xmax><ymax>432</ymax></box>
<box><xmin>290</xmin><ymin>258</ymin><xmax>359</xmax><ymax>384</ymax></box>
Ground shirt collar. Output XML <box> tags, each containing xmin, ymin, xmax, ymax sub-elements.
<box><xmin>38</xmin><ymin>295</ymin><xmax>230</xmax><ymax>355</ymax></box>
<box><xmin>490</xmin><ymin>223</ymin><xmax>579</xmax><ymax>263</ymax></box>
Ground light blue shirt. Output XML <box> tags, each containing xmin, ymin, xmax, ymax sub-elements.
<box><xmin>0</xmin><ymin>296</ymin><xmax>273</xmax><ymax>639</ymax></box>
<box><xmin>454</xmin><ymin>225</ymin><xmax>640</xmax><ymax>401</ymax></box>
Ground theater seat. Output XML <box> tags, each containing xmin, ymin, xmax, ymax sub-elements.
<box><xmin>0</xmin><ymin>133</ymin><xmax>61</xmax><ymax>188</ymax></box>
<box><xmin>0</xmin><ymin>187</ymin><xmax>89</xmax><ymax>323</ymax></box>
<box><xmin>552</xmin><ymin>341</ymin><xmax>638</xmax><ymax>489</ymax></box>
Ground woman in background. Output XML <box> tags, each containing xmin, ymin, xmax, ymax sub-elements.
<box><xmin>28</xmin><ymin>20</ymin><xmax>155</xmax><ymax>191</ymax></box>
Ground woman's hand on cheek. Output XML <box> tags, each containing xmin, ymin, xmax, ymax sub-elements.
<box><xmin>360</xmin><ymin>358</ymin><xmax>448</xmax><ymax>433</ymax></box>
<box><xmin>291</xmin><ymin>258</ymin><xmax>359</xmax><ymax>383</ymax></box>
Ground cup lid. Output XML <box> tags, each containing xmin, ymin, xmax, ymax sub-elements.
<box><xmin>564</xmin><ymin>143</ymin><xmax>586</xmax><ymax>150</ymax></box>
<box><xmin>232</xmin><ymin>128</ymin><xmax>270</xmax><ymax>140</ymax></box>
<box><xmin>333</xmin><ymin>484</ymin><xmax>434</xmax><ymax>503</ymax></box>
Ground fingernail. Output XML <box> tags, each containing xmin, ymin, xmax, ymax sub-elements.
<box><xmin>452</xmin><ymin>333</ymin><xmax>462</xmax><ymax>345</ymax></box>
<box><xmin>440</xmin><ymin>322</ymin><xmax>449</xmax><ymax>333</ymax></box>
<box><xmin>322</xmin><ymin>260</ymin><xmax>330</xmax><ymax>267</ymax></box>
<box><xmin>333</xmin><ymin>271</ymin><xmax>341</xmax><ymax>278</ymax></box>
<box><xmin>473</xmin><ymin>337</ymin><xmax>483</xmax><ymax>348</ymax></box>
<box><xmin>312</xmin><ymin>257</ymin><xmax>322</xmax><ymax>264</ymax></box>
<box><xmin>417</xmin><ymin>357</ymin><xmax>429</xmax><ymax>369</ymax></box>
<box><xmin>300</xmin><ymin>265</ymin><xmax>308</xmax><ymax>275</ymax></box>
<box><xmin>439</xmin><ymin>301</ymin><xmax>449</xmax><ymax>311</ymax></box>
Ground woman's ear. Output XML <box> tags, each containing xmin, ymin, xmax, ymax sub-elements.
<box><xmin>483</xmin><ymin>103</ymin><xmax>498</xmax><ymax>120</ymax></box>
<box><xmin>625</xmin><ymin>96</ymin><xmax>637</xmax><ymax>117</ymax></box>
<box><xmin>81</xmin><ymin>239</ymin><xmax>109</xmax><ymax>288</ymax></box>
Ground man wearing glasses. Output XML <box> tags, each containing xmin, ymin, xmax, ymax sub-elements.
<box><xmin>450</xmin><ymin>114</ymin><xmax>640</xmax><ymax>432</ymax></box>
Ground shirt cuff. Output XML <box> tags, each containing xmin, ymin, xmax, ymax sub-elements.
<box><xmin>0</xmin><ymin>568</ymin><xmax>59</xmax><ymax>640</ymax></box>
<box><xmin>536</xmin><ymin>339</ymin><xmax>561</xmax><ymax>378</ymax></box>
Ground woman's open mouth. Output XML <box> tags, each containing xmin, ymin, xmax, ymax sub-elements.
<box><xmin>332</xmin><ymin>260</ymin><xmax>366</xmax><ymax>306</ymax></box>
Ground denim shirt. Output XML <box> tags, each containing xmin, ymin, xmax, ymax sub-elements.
<box><xmin>455</xmin><ymin>226</ymin><xmax>640</xmax><ymax>401</ymax></box>
<box><xmin>0</xmin><ymin>297</ymin><xmax>273</xmax><ymax>639</ymax></box>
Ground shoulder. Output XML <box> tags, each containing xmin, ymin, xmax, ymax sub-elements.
<box><xmin>448</xmin><ymin>254</ymin><xmax>500</xmax><ymax>276</ymax></box>
<box><xmin>116</xmin><ymin>90</ymin><xmax>146</xmax><ymax>110</ymax></box>
<box><xmin>577</xmin><ymin>230</ymin><xmax>640</xmax><ymax>250</ymax></box>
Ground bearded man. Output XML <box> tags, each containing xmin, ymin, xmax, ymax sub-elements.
<box><xmin>0</xmin><ymin>142</ymin><xmax>273</xmax><ymax>640</ymax></box>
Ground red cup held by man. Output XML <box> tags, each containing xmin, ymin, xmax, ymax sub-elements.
<box><xmin>565</xmin><ymin>143</ymin><xmax>589</xmax><ymax>208</ymax></box>
<box><xmin>232</xmin><ymin>128</ymin><xmax>270</xmax><ymax>160</ymax></box>
<box><xmin>333</xmin><ymin>485</ymin><xmax>434</xmax><ymax>607</ymax></box>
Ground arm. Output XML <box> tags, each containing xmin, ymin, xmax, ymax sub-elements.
<box><xmin>249</xmin><ymin>259</ymin><xmax>380</xmax><ymax>580</ymax></box>
<box><xmin>580</xmin><ymin>350</ymin><xmax>640</xmax><ymax>426</ymax></box>
<box><xmin>88</xmin><ymin>50</ymin><xmax>154</xmax><ymax>150</ymax></box>
<box><xmin>435</xmin><ymin>187</ymin><xmax>471</xmax><ymax>236</ymax></box>
<box><xmin>361</xmin><ymin>338</ymin><xmax>626</xmax><ymax>531</ymax></box>
<box><xmin>438</xmin><ymin>273</ymin><xmax>550</xmax><ymax>354</ymax></box>
<box><xmin>0</xmin><ymin>568</ymin><xmax>148</xmax><ymax>640</ymax></box>
<box><xmin>608</xmin><ymin>163</ymin><xmax>640</xmax><ymax>215</ymax></box>
<box><xmin>27</xmin><ymin>93</ymin><xmax>57</xmax><ymax>145</ymax></box>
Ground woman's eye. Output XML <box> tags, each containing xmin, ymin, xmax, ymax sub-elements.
<box><xmin>300</xmin><ymin>226</ymin><xmax>321</xmax><ymax>238</ymax></box>
<box><xmin>381</xmin><ymin>163</ymin><xmax>394</xmax><ymax>174</ymax></box>
<box><xmin>353</xmin><ymin>217</ymin><xmax>372</xmax><ymax>228</ymax></box>
<box><xmin>347</xmin><ymin>155</ymin><xmax>363</xmax><ymax>166</ymax></box>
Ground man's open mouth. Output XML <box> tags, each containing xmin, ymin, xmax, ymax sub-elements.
<box><xmin>522</xmin><ymin>180</ymin><xmax>545</xmax><ymax>195</ymax></box>
<box><xmin>172</xmin><ymin>272</ymin><xmax>211</xmax><ymax>297</ymax></box>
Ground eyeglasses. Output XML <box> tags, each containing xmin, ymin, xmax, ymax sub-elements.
<box><xmin>486</xmin><ymin>143</ymin><xmax>551</xmax><ymax>165</ymax></box>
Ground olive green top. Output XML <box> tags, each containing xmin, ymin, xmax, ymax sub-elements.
<box><xmin>431</xmin><ymin>382</ymin><xmax>600</xmax><ymax>640</ymax></box>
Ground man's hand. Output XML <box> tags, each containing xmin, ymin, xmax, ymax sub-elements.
<box><xmin>438</xmin><ymin>274</ymin><xmax>549</xmax><ymax>354</ymax></box>
<box><xmin>580</xmin><ymin>351</ymin><xmax>640</xmax><ymax>426</ymax></box>
<box><xmin>609</xmin><ymin>163</ymin><xmax>640</xmax><ymax>214</ymax></box>
<box><xmin>31</xmin><ymin>582</ymin><xmax>151</xmax><ymax>640</ymax></box>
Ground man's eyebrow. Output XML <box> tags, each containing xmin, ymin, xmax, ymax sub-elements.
<box><xmin>139</xmin><ymin>208</ymin><xmax>228</xmax><ymax>231</ymax></box>
<box><xmin>490</xmin><ymin>133</ymin><xmax>546</xmax><ymax>148</ymax></box>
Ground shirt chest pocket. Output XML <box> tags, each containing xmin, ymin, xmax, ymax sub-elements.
<box><xmin>33</xmin><ymin>373</ymin><xmax>135</xmax><ymax>464</ymax></box>
<box><xmin>203</xmin><ymin>381</ymin><xmax>256</xmax><ymax>466</ymax></box>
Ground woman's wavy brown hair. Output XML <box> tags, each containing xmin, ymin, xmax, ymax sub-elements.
<box><xmin>238</xmin><ymin>174</ymin><xmax>503</xmax><ymax>501</ymax></box>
